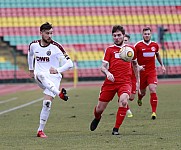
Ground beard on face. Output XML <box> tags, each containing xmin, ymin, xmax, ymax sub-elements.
<box><xmin>42</xmin><ymin>37</ymin><xmax>52</xmax><ymax>44</ymax></box>
<box><xmin>114</xmin><ymin>40</ymin><xmax>123</xmax><ymax>46</ymax></box>
<box><xmin>144</xmin><ymin>38</ymin><xmax>150</xmax><ymax>43</ymax></box>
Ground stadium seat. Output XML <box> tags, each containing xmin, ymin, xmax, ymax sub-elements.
<box><xmin>0</xmin><ymin>0</ymin><xmax>181</xmax><ymax>81</ymax></box>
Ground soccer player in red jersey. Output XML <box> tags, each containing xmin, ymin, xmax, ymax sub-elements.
<box><xmin>134</xmin><ymin>27</ymin><xmax>166</xmax><ymax>120</ymax></box>
<box><xmin>90</xmin><ymin>25</ymin><xmax>140</xmax><ymax>135</ymax></box>
<box><xmin>124</xmin><ymin>34</ymin><xmax>137</xmax><ymax>118</ymax></box>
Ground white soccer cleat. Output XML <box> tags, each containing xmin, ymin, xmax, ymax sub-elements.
<box><xmin>127</xmin><ymin>109</ymin><xmax>133</xmax><ymax>118</ymax></box>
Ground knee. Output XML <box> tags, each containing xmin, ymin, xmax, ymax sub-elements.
<box><xmin>119</xmin><ymin>98</ymin><xmax>128</xmax><ymax>107</ymax></box>
<box><xmin>119</xmin><ymin>93</ymin><xmax>129</xmax><ymax>107</ymax></box>
<box><xmin>149</xmin><ymin>87</ymin><xmax>156</xmax><ymax>93</ymax></box>
<box><xmin>121</xmin><ymin>99</ymin><xmax>128</xmax><ymax>107</ymax></box>
<box><xmin>43</xmin><ymin>100</ymin><xmax>52</xmax><ymax>111</ymax></box>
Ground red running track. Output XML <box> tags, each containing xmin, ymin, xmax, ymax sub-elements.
<box><xmin>0</xmin><ymin>79</ymin><xmax>181</xmax><ymax>96</ymax></box>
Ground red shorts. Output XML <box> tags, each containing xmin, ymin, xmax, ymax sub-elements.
<box><xmin>131</xmin><ymin>73</ymin><xmax>136</xmax><ymax>94</ymax></box>
<box><xmin>140</xmin><ymin>70</ymin><xmax>158</xmax><ymax>90</ymax></box>
<box><xmin>99</xmin><ymin>83</ymin><xmax>131</xmax><ymax>102</ymax></box>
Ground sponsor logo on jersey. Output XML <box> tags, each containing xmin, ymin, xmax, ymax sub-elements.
<box><xmin>143</xmin><ymin>52</ymin><xmax>155</xmax><ymax>57</ymax></box>
<box><xmin>142</xmin><ymin>49</ymin><xmax>146</xmax><ymax>51</ymax></box>
<box><xmin>36</xmin><ymin>56</ymin><xmax>50</xmax><ymax>62</ymax></box>
<box><xmin>151</xmin><ymin>47</ymin><xmax>156</xmax><ymax>51</ymax></box>
<box><xmin>115</xmin><ymin>53</ymin><xmax>120</xmax><ymax>58</ymax></box>
<box><xmin>46</xmin><ymin>50</ymin><xmax>51</xmax><ymax>56</ymax></box>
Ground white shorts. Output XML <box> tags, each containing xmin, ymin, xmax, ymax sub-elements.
<box><xmin>35</xmin><ymin>72</ymin><xmax>62</xmax><ymax>98</ymax></box>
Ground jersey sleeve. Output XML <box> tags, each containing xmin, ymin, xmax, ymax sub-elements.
<box><xmin>55</xmin><ymin>44</ymin><xmax>73</xmax><ymax>73</ymax></box>
<box><xmin>57</xmin><ymin>52</ymin><xmax>69</xmax><ymax>66</ymax></box>
<box><xmin>56</xmin><ymin>52</ymin><xmax>73</xmax><ymax>73</ymax></box>
<box><xmin>27</xmin><ymin>43</ymin><xmax>34</xmax><ymax>70</ymax></box>
<box><xmin>103</xmin><ymin>48</ymin><xmax>111</xmax><ymax>63</ymax></box>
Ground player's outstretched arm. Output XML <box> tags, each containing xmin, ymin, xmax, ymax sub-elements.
<box><xmin>156</xmin><ymin>52</ymin><xmax>166</xmax><ymax>73</ymax></box>
<box><xmin>101</xmin><ymin>61</ymin><xmax>115</xmax><ymax>82</ymax></box>
<box><xmin>132</xmin><ymin>60</ymin><xmax>140</xmax><ymax>89</ymax></box>
<box><xmin>56</xmin><ymin>59</ymin><xmax>73</xmax><ymax>73</ymax></box>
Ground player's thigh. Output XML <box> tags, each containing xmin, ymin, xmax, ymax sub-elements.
<box><xmin>43</xmin><ymin>74</ymin><xmax>62</xmax><ymax>98</ymax></box>
<box><xmin>140</xmin><ymin>72</ymin><xmax>148</xmax><ymax>90</ymax></box>
<box><xmin>49</xmin><ymin>74</ymin><xmax>62</xmax><ymax>88</ymax></box>
<box><xmin>99</xmin><ymin>84</ymin><xmax>116</xmax><ymax>102</ymax></box>
<box><xmin>147</xmin><ymin>71</ymin><xmax>158</xmax><ymax>85</ymax></box>
<box><xmin>34</xmin><ymin>75</ymin><xmax>46</xmax><ymax>89</ymax></box>
<box><xmin>117</xmin><ymin>84</ymin><xmax>131</xmax><ymax>97</ymax></box>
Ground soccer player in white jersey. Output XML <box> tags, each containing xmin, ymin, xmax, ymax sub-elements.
<box><xmin>28</xmin><ymin>22</ymin><xmax>73</xmax><ymax>138</ymax></box>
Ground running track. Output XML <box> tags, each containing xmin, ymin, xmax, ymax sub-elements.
<box><xmin>0</xmin><ymin>79</ymin><xmax>181</xmax><ymax>96</ymax></box>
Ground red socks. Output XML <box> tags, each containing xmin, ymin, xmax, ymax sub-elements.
<box><xmin>114</xmin><ymin>107</ymin><xmax>127</xmax><ymax>129</ymax></box>
<box><xmin>150</xmin><ymin>93</ymin><xmax>158</xmax><ymax>112</ymax></box>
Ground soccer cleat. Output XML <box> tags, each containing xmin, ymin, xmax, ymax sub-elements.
<box><xmin>37</xmin><ymin>130</ymin><xmax>48</xmax><ymax>138</ymax></box>
<box><xmin>59</xmin><ymin>88</ymin><xmax>69</xmax><ymax>101</ymax></box>
<box><xmin>137</xmin><ymin>99</ymin><xmax>142</xmax><ymax>106</ymax></box>
<box><xmin>112</xmin><ymin>128</ymin><xmax>120</xmax><ymax>135</ymax></box>
<box><xmin>127</xmin><ymin>113</ymin><xmax>133</xmax><ymax>118</ymax></box>
<box><xmin>127</xmin><ymin>109</ymin><xmax>133</xmax><ymax>118</ymax></box>
<box><xmin>151</xmin><ymin>112</ymin><xmax>157</xmax><ymax>120</ymax></box>
<box><xmin>90</xmin><ymin>118</ymin><xmax>101</xmax><ymax>131</ymax></box>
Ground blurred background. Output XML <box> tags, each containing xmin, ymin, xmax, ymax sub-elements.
<box><xmin>0</xmin><ymin>0</ymin><xmax>180</xmax><ymax>84</ymax></box>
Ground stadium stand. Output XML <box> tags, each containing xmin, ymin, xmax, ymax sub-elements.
<box><xmin>0</xmin><ymin>0</ymin><xmax>180</xmax><ymax>82</ymax></box>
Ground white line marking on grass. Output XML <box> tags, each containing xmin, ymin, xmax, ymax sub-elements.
<box><xmin>0</xmin><ymin>97</ymin><xmax>18</xmax><ymax>104</ymax></box>
<box><xmin>0</xmin><ymin>87</ymin><xmax>73</xmax><ymax>116</ymax></box>
<box><xmin>0</xmin><ymin>97</ymin><xmax>43</xmax><ymax>115</ymax></box>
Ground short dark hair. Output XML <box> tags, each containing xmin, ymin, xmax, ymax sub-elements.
<box><xmin>124</xmin><ymin>34</ymin><xmax>130</xmax><ymax>39</ymax></box>
<box><xmin>142</xmin><ymin>27</ymin><xmax>151</xmax><ymax>32</ymax></box>
<box><xmin>112</xmin><ymin>25</ymin><xmax>125</xmax><ymax>35</ymax></box>
<box><xmin>40</xmin><ymin>22</ymin><xmax>53</xmax><ymax>31</ymax></box>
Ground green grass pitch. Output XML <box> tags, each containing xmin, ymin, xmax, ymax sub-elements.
<box><xmin>0</xmin><ymin>83</ymin><xmax>180</xmax><ymax>150</ymax></box>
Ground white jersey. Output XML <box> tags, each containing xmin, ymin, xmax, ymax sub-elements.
<box><xmin>28</xmin><ymin>40</ymin><xmax>70</xmax><ymax>74</ymax></box>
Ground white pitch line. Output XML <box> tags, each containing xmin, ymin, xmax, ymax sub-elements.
<box><xmin>0</xmin><ymin>97</ymin><xmax>43</xmax><ymax>115</ymax></box>
<box><xmin>0</xmin><ymin>97</ymin><xmax>18</xmax><ymax>104</ymax></box>
<box><xmin>0</xmin><ymin>87</ymin><xmax>73</xmax><ymax>116</ymax></box>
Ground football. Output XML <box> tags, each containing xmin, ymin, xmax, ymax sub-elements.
<box><xmin>119</xmin><ymin>46</ymin><xmax>134</xmax><ymax>62</ymax></box>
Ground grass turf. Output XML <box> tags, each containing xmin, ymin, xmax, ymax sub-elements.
<box><xmin>0</xmin><ymin>84</ymin><xmax>180</xmax><ymax>150</ymax></box>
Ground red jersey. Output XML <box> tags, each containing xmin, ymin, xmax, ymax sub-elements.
<box><xmin>103</xmin><ymin>44</ymin><xmax>136</xmax><ymax>84</ymax></box>
<box><xmin>134</xmin><ymin>40</ymin><xmax>159</xmax><ymax>71</ymax></box>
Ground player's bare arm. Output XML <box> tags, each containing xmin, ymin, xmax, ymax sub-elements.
<box><xmin>101</xmin><ymin>61</ymin><xmax>115</xmax><ymax>82</ymax></box>
<box><xmin>132</xmin><ymin>60</ymin><xmax>140</xmax><ymax>90</ymax></box>
<box><xmin>156</xmin><ymin>52</ymin><xmax>166</xmax><ymax>72</ymax></box>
